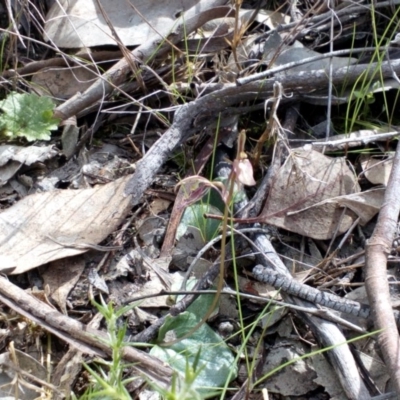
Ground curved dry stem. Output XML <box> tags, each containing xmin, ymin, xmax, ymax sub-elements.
<box><xmin>365</xmin><ymin>139</ymin><xmax>400</xmax><ymax>396</ymax></box>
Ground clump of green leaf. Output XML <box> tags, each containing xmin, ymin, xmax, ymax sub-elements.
<box><xmin>0</xmin><ymin>92</ymin><xmax>59</xmax><ymax>141</ymax></box>
<box><xmin>150</xmin><ymin>293</ymin><xmax>237</xmax><ymax>398</ymax></box>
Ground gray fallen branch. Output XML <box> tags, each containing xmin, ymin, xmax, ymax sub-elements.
<box><xmin>219</xmin><ymin>143</ymin><xmax>372</xmax><ymax>399</ymax></box>
<box><xmin>124</xmin><ymin>57</ymin><xmax>400</xmax><ymax>207</ymax></box>
<box><xmin>236</xmin><ymin>46</ymin><xmax>389</xmax><ymax>86</ymax></box>
<box><xmin>291</xmin><ymin>130</ymin><xmax>400</xmax><ymax>151</ymax></box>
<box><xmin>116</xmin><ymin>58</ymin><xmax>400</xmax><ymax>398</ymax></box>
<box><xmin>256</xmin><ymin>0</ymin><xmax>400</xmax><ymax>44</ymax></box>
<box><xmin>252</xmin><ymin>264</ymin><xmax>400</xmax><ymax>326</ymax></box>
<box><xmin>365</xmin><ymin>138</ymin><xmax>400</xmax><ymax>396</ymax></box>
<box><xmin>252</xmin><ymin>234</ymin><xmax>371</xmax><ymax>399</ymax></box>
<box><xmin>0</xmin><ymin>276</ymin><xmax>172</xmax><ymax>388</ymax></box>
<box><xmin>54</xmin><ymin>1</ymin><xmax>232</xmax><ymax>120</ymax></box>
<box><xmin>51</xmin><ymin>313</ymin><xmax>103</xmax><ymax>400</ymax></box>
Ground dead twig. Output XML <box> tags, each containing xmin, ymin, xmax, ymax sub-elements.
<box><xmin>0</xmin><ymin>276</ymin><xmax>173</xmax><ymax>387</ymax></box>
<box><xmin>252</xmin><ymin>234</ymin><xmax>372</xmax><ymax>399</ymax></box>
<box><xmin>54</xmin><ymin>2</ymin><xmax>234</xmax><ymax>120</ymax></box>
<box><xmin>123</xmin><ymin>58</ymin><xmax>400</xmax><ymax>209</ymax></box>
<box><xmin>365</xmin><ymin>139</ymin><xmax>400</xmax><ymax>396</ymax></box>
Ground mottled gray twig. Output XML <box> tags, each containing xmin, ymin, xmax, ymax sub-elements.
<box><xmin>252</xmin><ymin>264</ymin><xmax>400</xmax><ymax>326</ymax></box>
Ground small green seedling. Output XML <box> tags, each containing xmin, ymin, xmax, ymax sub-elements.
<box><xmin>0</xmin><ymin>92</ymin><xmax>59</xmax><ymax>141</ymax></box>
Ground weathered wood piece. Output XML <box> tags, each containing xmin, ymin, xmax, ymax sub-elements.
<box><xmin>0</xmin><ymin>276</ymin><xmax>172</xmax><ymax>387</ymax></box>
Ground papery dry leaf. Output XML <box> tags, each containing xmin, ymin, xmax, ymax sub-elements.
<box><xmin>330</xmin><ymin>187</ymin><xmax>385</xmax><ymax>225</ymax></box>
<box><xmin>0</xmin><ymin>350</ymin><xmax>47</xmax><ymax>400</ymax></box>
<box><xmin>32</xmin><ymin>65</ymin><xmax>98</xmax><ymax>99</ymax></box>
<box><xmin>41</xmin><ymin>256</ymin><xmax>86</xmax><ymax>314</ymax></box>
<box><xmin>0</xmin><ymin>145</ymin><xmax>57</xmax><ymax>187</ymax></box>
<box><xmin>0</xmin><ymin>144</ymin><xmax>57</xmax><ymax>166</ymax></box>
<box><xmin>312</xmin><ymin>353</ymin><xmax>348</xmax><ymax>400</ymax></box>
<box><xmin>262</xmin><ymin>339</ymin><xmax>318</xmax><ymax>396</ymax></box>
<box><xmin>45</xmin><ymin>0</ymin><xmax>204</xmax><ymax>47</ymax></box>
<box><xmin>127</xmin><ymin>251</ymin><xmax>175</xmax><ymax>308</ymax></box>
<box><xmin>261</xmin><ymin>149</ymin><xmax>360</xmax><ymax>240</ymax></box>
<box><xmin>0</xmin><ymin>176</ymin><xmax>132</xmax><ymax>274</ymax></box>
<box><xmin>149</xmin><ymin>198</ymin><xmax>172</xmax><ymax>215</ymax></box>
<box><xmin>360</xmin><ymin>154</ymin><xmax>394</xmax><ymax>186</ymax></box>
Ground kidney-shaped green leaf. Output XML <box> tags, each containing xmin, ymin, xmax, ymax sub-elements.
<box><xmin>150</xmin><ymin>312</ymin><xmax>237</xmax><ymax>396</ymax></box>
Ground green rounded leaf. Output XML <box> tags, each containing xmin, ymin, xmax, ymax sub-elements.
<box><xmin>150</xmin><ymin>312</ymin><xmax>237</xmax><ymax>397</ymax></box>
<box><xmin>0</xmin><ymin>92</ymin><xmax>60</xmax><ymax>141</ymax></box>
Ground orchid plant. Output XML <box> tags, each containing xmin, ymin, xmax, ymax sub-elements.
<box><xmin>176</xmin><ymin>129</ymin><xmax>256</xmax><ymax>211</ymax></box>
<box><xmin>164</xmin><ymin>129</ymin><xmax>257</xmax><ymax>348</ymax></box>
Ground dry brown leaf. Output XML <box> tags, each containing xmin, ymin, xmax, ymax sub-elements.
<box><xmin>148</xmin><ymin>198</ymin><xmax>172</xmax><ymax>215</ymax></box>
<box><xmin>0</xmin><ymin>144</ymin><xmax>57</xmax><ymax>166</ymax></box>
<box><xmin>0</xmin><ymin>349</ymin><xmax>47</xmax><ymax>399</ymax></box>
<box><xmin>360</xmin><ymin>154</ymin><xmax>394</xmax><ymax>186</ymax></box>
<box><xmin>312</xmin><ymin>353</ymin><xmax>348</xmax><ymax>399</ymax></box>
<box><xmin>132</xmin><ymin>260</ymin><xmax>176</xmax><ymax>308</ymax></box>
<box><xmin>330</xmin><ymin>188</ymin><xmax>385</xmax><ymax>225</ymax></box>
<box><xmin>296</xmin><ymin>187</ymin><xmax>385</xmax><ymax>226</ymax></box>
<box><xmin>41</xmin><ymin>256</ymin><xmax>86</xmax><ymax>314</ymax></box>
<box><xmin>262</xmin><ymin>339</ymin><xmax>318</xmax><ymax>396</ymax></box>
<box><xmin>45</xmin><ymin>0</ymin><xmax>203</xmax><ymax>48</ymax></box>
<box><xmin>32</xmin><ymin>65</ymin><xmax>98</xmax><ymax>99</ymax></box>
<box><xmin>0</xmin><ymin>145</ymin><xmax>57</xmax><ymax>187</ymax></box>
<box><xmin>261</xmin><ymin>149</ymin><xmax>360</xmax><ymax>240</ymax></box>
<box><xmin>0</xmin><ymin>176</ymin><xmax>132</xmax><ymax>274</ymax></box>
